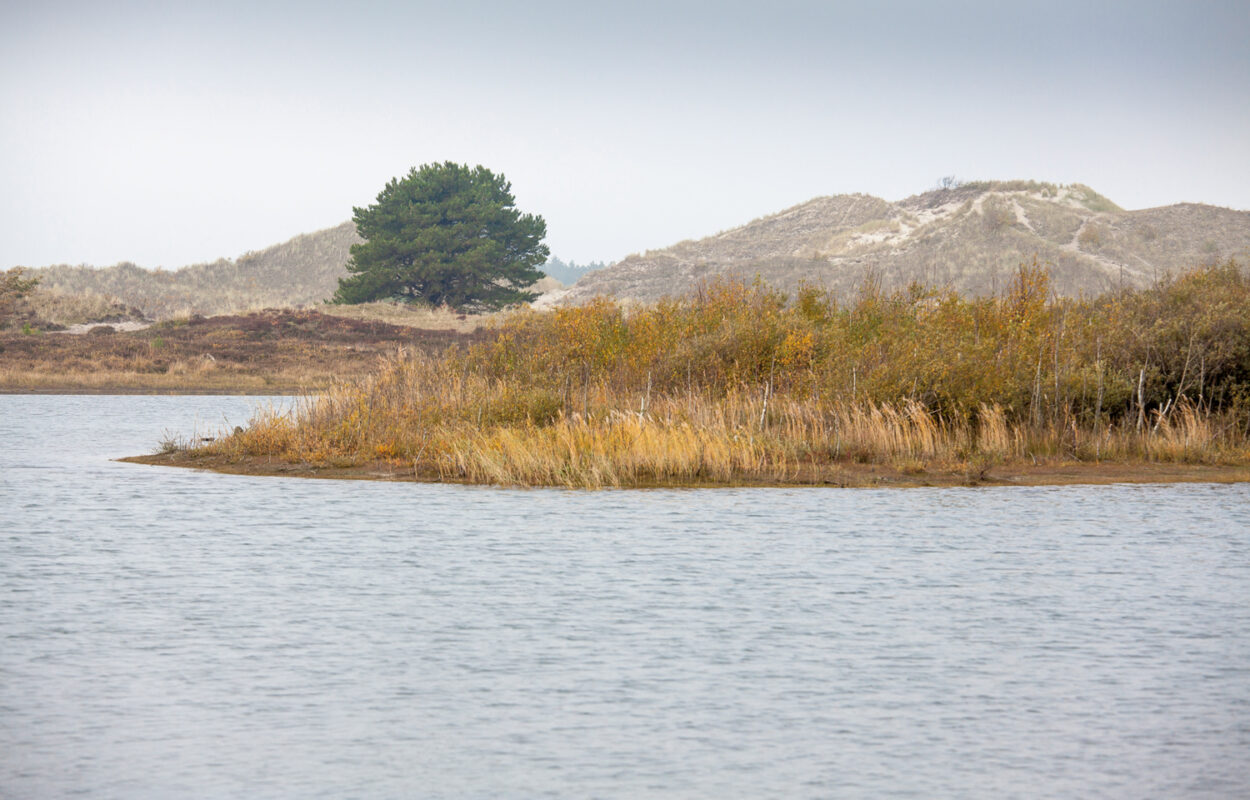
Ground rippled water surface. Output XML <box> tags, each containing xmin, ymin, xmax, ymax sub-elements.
<box><xmin>2</xmin><ymin>394</ymin><xmax>1249</xmax><ymax>798</ymax></box>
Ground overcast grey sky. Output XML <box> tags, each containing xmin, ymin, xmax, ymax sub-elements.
<box><xmin>2</xmin><ymin>0</ymin><xmax>1248</xmax><ymax>269</ymax></box>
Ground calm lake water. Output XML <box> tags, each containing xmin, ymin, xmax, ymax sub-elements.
<box><xmin>2</xmin><ymin>394</ymin><xmax>1249</xmax><ymax>799</ymax></box>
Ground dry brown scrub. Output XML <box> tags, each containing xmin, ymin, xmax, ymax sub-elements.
<box><xmin>0</xmin><ymin>309</ymin><xmax>488</xmax><ymax>393</ymax></box>
<box><xmin>171</xmin><ymin>263</ymin><xmax>1250</xmax><ymax>488</ymax></box>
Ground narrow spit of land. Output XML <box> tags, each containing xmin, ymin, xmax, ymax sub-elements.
<box><xmin>123</xmin><ymin>264</ymin><xmax>1250</xmax><ymax>490</ymax></box>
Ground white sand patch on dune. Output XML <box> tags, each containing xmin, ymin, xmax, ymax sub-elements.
<box><xmin>54</xmin><ymin>320</ymin><xmax>152</xmax><ymax>335</ymax></box>
<box><xmin>530</xmin><ymin>288</ymin><xmax>570</xmax><ymax>310</ymax></box>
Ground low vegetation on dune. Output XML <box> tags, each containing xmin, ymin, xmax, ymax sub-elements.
<box><xmin>26</xmin><ymin>222</ymin><xmax>360</xmax><ymax>320</ymax></box>
<box><xmin>568</xmin><ymin>181</ymin><xmax>1250</xmax><ymax>304</ymax></box>
<box><xmin>315</xmin><ymin>277</ymin><xmax>563</xmax><ymax>332</ymax></box>
<box><xmin>167</xmin><ymin>260</ymin><xmax>1250</xmax><ymax>488</ymax></box>
<box><xmin>1</xmin><ymin>267</ymin><xmax>146</xmax><ymax>332</ymax></box>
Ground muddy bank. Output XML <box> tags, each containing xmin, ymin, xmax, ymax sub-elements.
<box><xmin>121</xmin><ymin>450</ymin><xmax>1250</xmax><ymax>489</ymax></box>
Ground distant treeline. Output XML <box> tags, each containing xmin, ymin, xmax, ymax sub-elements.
<box><xmin>541</xmin><ymin>256</ymin><xmax>607</xmax><ymax>286</ymax></box>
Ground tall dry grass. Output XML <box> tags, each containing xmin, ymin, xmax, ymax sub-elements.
<box><xmin>317</xmin><ymin>301</ymin><xmax>490</xmax><ymax>332</ymax></box>
<box><xmin>198</xmin><ymin>357</ymin><xmax>1249</xmax><ymax>488</ymax></box>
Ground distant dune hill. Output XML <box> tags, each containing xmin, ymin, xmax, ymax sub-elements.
<box><xmin>564</xmin><ymin>181</ymin><xmax>1250</xmax><ymax>303</ymax></box>
<box><xmin>29</xmin><ymin>222</ymin><xmax>361</xmax><ymax>319</ymax></box>
<box><xmin>26</xmin><ymin>181</ymin><xmax>1250</xmax><ymax>320</ymax></box>
<box><xmin>28</xmin><ymin>223</ymin><xmax>581</xmax><ymax>321</ymax></box>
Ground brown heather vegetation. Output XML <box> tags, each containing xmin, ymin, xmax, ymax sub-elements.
<box><xmin>0</xmin><ymin>309</ymin><xmax>487</xmax><ymax>393</ymax></box>
<box><xmin>169</xmin><ymin>261</ymin><xmax>1250</xmax><ymax>488</ymax></box>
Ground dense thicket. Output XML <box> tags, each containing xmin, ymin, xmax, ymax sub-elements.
<box><xmin>479</xmin><ymin>260</ymin><xmax>1250</xmax><ymax>427</ymax></box>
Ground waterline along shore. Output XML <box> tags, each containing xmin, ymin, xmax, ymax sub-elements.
<box><xmin>124</xmin><ymin>449</ymin><xmax>1250</xmax><ymax>489</ymax></box>
<box><xmin>131</xmin><ymin>263</ymin><xmax>1250</xmax><ymax>489</ymax></box>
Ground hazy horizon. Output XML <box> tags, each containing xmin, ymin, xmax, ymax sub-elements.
<box><xmin>3</xmin><ymin>0</ymin><xmax>1248</xmax><ymax>270</ymax></box>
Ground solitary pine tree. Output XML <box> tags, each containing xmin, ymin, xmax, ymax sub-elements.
<box><xmin>333</xmin><ymin>162</ymin><xmax>549</xmax><ymax>310</ymax></box>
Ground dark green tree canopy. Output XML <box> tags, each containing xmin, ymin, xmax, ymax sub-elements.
<box><xmin>332</xmin><ymin>162</ymin><xmax>549</xmax><ymax>310</ymax></box>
